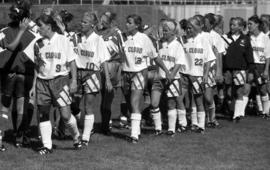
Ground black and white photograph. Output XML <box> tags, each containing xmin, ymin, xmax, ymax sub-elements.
<box><xmin>0</xmin><ymin>0</ymin><xmax>269</xmax><ymax>169</ymax></box>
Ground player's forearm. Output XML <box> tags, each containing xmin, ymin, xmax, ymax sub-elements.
<box><xmin>204</xmin><ymin>62</ymin><xmax>211</xmax><ymax>78</ymax></box>
<box><xmin>265</xmin><ymin>58</ymin><xmax>270</xmax><ymax>73</ymax></box>
<box><xmin>103</xmin><ymin>61</ymin><xmax>111</xmax><ymax>83</ymax></box>
<box><xmin>154</xmin><ymin>57</ymin><xmax>170</xmax><ymax>75</ymax></box>
<box><xmin>170</xmin><ymin>64</ymin><xmax>181</xmax><ymax>78</ymax></box>
<box><xmin>70</xmin><ymin>61</ymin><xmax>77</xmax><ymax>83</ymax></box>
<box><xmin>216</xmin><ymin>53</ymin><xmax>223</xmax><ymax>75</ymax></box>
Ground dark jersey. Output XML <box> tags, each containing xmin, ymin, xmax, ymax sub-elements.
<box><xmin>223</xmin><ymin>32</ymin><xmax>253</xmax><ymax>70</ymax></box>
<box><xmin>0</xmin><ymin>26</ymin><xmax>36</xmax><ymax>75</ymax></box>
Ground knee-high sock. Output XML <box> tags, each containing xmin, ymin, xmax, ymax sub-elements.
<box><xmin>262</xmin><ymin>95</ymin><xmax>270</xmax><ymax>115</ymax></box>
<box><xmin>234</xmin><ymin>100</ymin><xmax>243</xmax><ymax>119</ymax></box>
<box><xmin>66</xmin><ymin>114</ymin><xmax>80</xmax><ymax>143</ymax></box>
<box><xmin>168</xmin><ymin>109</ymin><xmax>177</xmax><ymax>133</ymax></box>
<box><xmin>256</xmin><ymin>95</ymin><xmax>263</xmax><ymax>112</ymax></box>
<box><xmin>191</xmin><ymin>107</ymin><xmax>198</xmax><ymax>126</ymax></box>
<box><xmin>151</xmin><ymin>108</ymin><xmax>162</xmax><ymax>131</ymax></box>
<box><xmin>207</xmin><ymin>102</ymin><xmax>216</xmax><ymax>122</ymax></box>
<box><xmin>39</xmin><ymin>121</ymin><xmax>52</xmax><ymax>149</ymax></box>
<box><xmin>82</xmin><ymin>114</ymin><xmax>94</xmax><ymax>142</ymax></box>
<box><xmin>197</xmin><ymin>111</ymin><xmax>206</xmax><ymax>129</ymax></box>
<box><xmin>177</xmin><ymin>109</ymin><xmax>187</xmax><ymax>127</ymax></box>
<box><xmin>130</xmin><ymin>113</ymin><xmax>141</xmax><ymax>139</ymax></box>
<box><xmin>241</xmin><ymin>96</ymin><xmax>249</xmax><ymax>117</ymax></box>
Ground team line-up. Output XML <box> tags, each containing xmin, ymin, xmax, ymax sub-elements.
<box><xmin>0</xmin><ymin>0</ymin><xmax>270</xmax><ymax>155</ymax></box>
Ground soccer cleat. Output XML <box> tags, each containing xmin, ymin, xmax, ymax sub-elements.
<box><xmin>177</xmin><ymin>126</ymin><xmax>187</xmax><ymax>133</ymax></box>
<box><xmin>38</xmin><ymin>147</ymin><xmax>53</xmax><ymax>155</ymax></box>
<box><xmin>232</xmin><ymin>116</ymin><xmax>240</xmax><ymax>123</ymax></box>
<box><xmin>81</xmin><ymin>140</ymin><xmax>89</xmax><ymax>147</ymax></box>
<box><xmin>262</xmin><ymin>114</ymin><xmax>270</xmax><ymax>120</ymax></box>
<box><xmin>196</xmin><ymin>128</ymin><xmax>205</xmax><ymax>134</ymax></box>
<box><xmin>101</xmin><ymin>128</ymin><xmax>112</xmax><ymax>136</ymax></box>
<box><xmin>0</xmin><ymin>145</ymin><xmax>6</xmax><ymax>152</ymax></box>
<box><xmin>130</xmin><ymin>137</ymin><xmax>139</xmax><ymax>144</ymax></box>
<box><xmin>15</xmin><ymin>142</ymin><xmax>23</xmax><ymax>148</ymax></box>
<box><xmin>191</xmin><ymin>125</ymin><xmax>198</xmax><ymax>132</ymax></box>
<box><xmin>74</xmin><ymin>141</ymin><xmax>82</xmax><ymax>150</ymax></box>
<box><xmin>167</xmin><ymin>131</ymin><xmax>175</xmax><ymax>137</ymax></box>
<box><xmin>154</xmin><ymin>130</ymin><xmax>163</xmax><ymax>136</ymax></box>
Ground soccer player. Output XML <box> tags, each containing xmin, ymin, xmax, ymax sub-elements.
<box><xmin>0</xmin><ymin>13</ymin><xmax>30</xmax><ymax>152</ymax></box>
<box><xmin>97</xmin><ymin>11</ymin><xmax>125</xmax><ymax>135</ymax></box>
<box><xmin>204</xmin><ymin>13</ymin><xmax>226</xmax><ymax>127</ymax></box>
<box><xmin>247</xmin><ymin>15</ymin><xmax>270</xmax><ymax>119</ymax></box>
<box><xmin>223</xmin><ymin>17</ymin><xmax>253</xmax><ymax>122</ymax></box>
<box><xmin>122</xmin><ymin>14</ymin><xmax>169</xmax><ymax>143</ymax></box>
<box><xmin>181</xmin><ymin>17</ymin><xmax>216</xmax><ymax>133</ymax></box>
<box><xmin>0</xmin><ymin>2</ymin><xmax>37</xmax><ymax>149</ymax></box>
<box><xmin>72</xmin><ymin>12</ymin><xmax>112</xmax><ymax>145</ymax></box>
<box><xmin>30</xmin><ymin>13</ymin><xmax>82</xmax><ymax>155</ymax></box>
<box><xmin>261</xmin><ymin>14</ymin><xmax>270</xmax><ymax>36</ymax></box>
<box><xmin>150</xmin><ymin>19</ymin><xmax>185</xmax><ymax>136</ymax></box>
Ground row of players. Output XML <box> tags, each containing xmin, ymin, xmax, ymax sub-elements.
<box><xmin>0</xmin><ymin>0</ymin><xmax>270</xmax><ymax>155</ymax></box>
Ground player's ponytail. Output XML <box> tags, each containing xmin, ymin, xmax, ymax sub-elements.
<box><xmin>36</xmin><ymin>13</ymin><xmax>63</xmax><ymax>34</ymax></box>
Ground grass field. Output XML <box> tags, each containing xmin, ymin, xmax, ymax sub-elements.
<box><xmin>0</xmin><ymin>89</ymin><xmax>270</xmax><ymax>170</ymax></box>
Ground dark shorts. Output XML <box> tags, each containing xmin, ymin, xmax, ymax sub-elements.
<box><xmin>2</xmin><ymin>73</ymin><xmax>34</xmax><ymax>98</ymax></box>
<box><xmin>152</xmin><ymin>78</ymin><xmax>181</xmax><ymax>97</ymax></box>
<box><xmin>77</xmin><ymin>69</ymin><xmax>101</xmax><ymax>94</ymax></box>
<box><xmin>122</xmin><ymin>69</ymin><xmax>148</xmax><ymax>95</ymax></box>
<box><xmin>36</xmin><ymin>76</ymin><xmax>72</xmax><ymax>107</ymax></box>
<box><xmin>224</xmin><ymin>70</ymin><xmax>247</xmax><ymax>86</ymax></box>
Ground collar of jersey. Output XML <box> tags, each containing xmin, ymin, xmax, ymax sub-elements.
<box><xmin>45</xmin><ymin>32</ymin><xmax>58</xmax><ymax>44</ymax></box>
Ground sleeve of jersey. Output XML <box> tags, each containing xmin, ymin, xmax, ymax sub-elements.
<box><xmin>264</xmin><ymin>37</ymin><xmax>270</xmax><ymax>59</ymax></box>
<box><xmin>175</xmin><ymin>44</ymin><xmax>186</xmax><ymax>65</ymax></box>
<box><xmin>99</xmin><ymin>37</ymin><xmax>111</xmax><ymax>63</ymax></box>
<box><xmin>204</xmin><ymin>39</ymin><xmax>216</xmax><ymax>62</ymax></box>
<box><xmin>66</xmin><ymin>38</ymin><xmax>77</xmax><ymax>62</ymax></box>
<box><xmin>213</xmin><ymin>34</ymin><xmax>226</xmax><ymax>54</ymax></box>
<box><xmin>145</xmin><ymin>36</ymin><xmax>158</xmax><ymax>59</ymax></box>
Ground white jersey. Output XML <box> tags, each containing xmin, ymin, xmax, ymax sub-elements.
<box><xmin>123</xmin><ymin>32</ymin><xmax>158</xmax><ymax>72</ymax></box>
<box><xmin>181</xmin><ymin>33</ymin><xmax>216</xmax><ymax>77</ymax></box>
<box><xmin>250</xmin><ymin>32</ymin><xmax>270</xmax><ymax>64</ymax></box>
<box><xmin>75</xmin><ymin>32</ymin><xmax>110</xmax><ymax>71</ymax></box>
<box><xmin>34</xmin><ymin>33</ymin><xmax>76</xmax><ymax>79</ymax></box>
<box><xmin>209</xmin><ymin>30</ymin><xmax>226</xmax><ymax>54</ymax></box>
<box><xmin>158</xmin><ymin>38</ymin><xmax>185</xmax><ymax>79</ymax></box>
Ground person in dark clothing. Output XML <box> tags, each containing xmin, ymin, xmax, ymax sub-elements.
<box><xmin>223</xmin><ymin>17</ymin><xmax>253</xmax><ymax>121</ymax></box>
